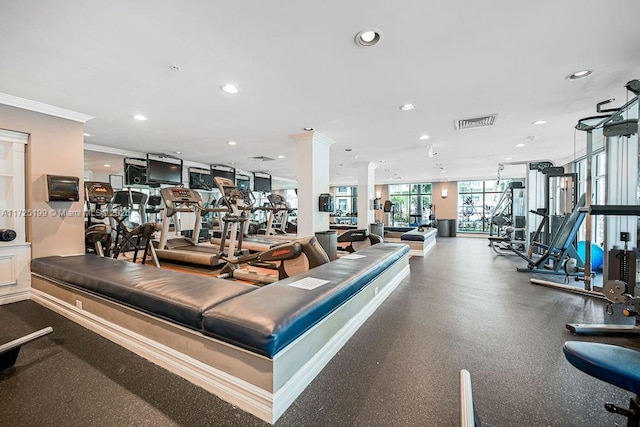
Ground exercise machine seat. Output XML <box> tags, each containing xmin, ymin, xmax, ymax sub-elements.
<box><xmin>563</xmin><ymin>341</ymin><xmax>640</xmax><ymax>395</ymax></box>
<box><xmin>32</xmin><ymin>255</ymin><xmax>256</xmax><ymax>330</ymax></box>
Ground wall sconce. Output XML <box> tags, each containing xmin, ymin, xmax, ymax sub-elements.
<box><xmin>441</xmin><ymin>188</ymin><xmax>448</xmax><ymax>199</ymax></box>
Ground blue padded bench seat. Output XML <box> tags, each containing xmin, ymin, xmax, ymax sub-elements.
<box><xmin>31</xmin><ymin>255</ymin><xmax>256</xmax><ymax>330</ymax></box>
<box><xmin>202</xmin><ymin>243</ymin><xmax>409</xmax><ymax>358</ymax></box>
<box><xmin>563</xmin><ymin>341</ymin><xmax>640</xmax><ymax>395</ymax></box>
<box><xmin>401</xmin><ymin>228</ymin><xmax>435</xmax><ymax>242</ymax></box>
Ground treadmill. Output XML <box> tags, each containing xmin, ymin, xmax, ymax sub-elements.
<box><xmin>260</xmin><ymin>193</ymin><xmax>297</xmax><ymax>240</ymax></box>
<box><xmin>155</xmin><ymin>187</ymin><xmax>232</xmax><ymax>266</ymax></box>
<box><xmin>211</xmin><ymin>177</ymin><xmax>289</xmax><ymax>253</ymax></box>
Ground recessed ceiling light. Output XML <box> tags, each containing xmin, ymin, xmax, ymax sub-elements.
<box><xmin>103</xmin><ymin>164</ymin><xmax>111</xmax><ymax>168</ymax></box>
<box><xmin>221</xmin><ymin>84</ymin><xmax>239</xmax><ymax>94</ymax></box>
<box><xmin>227</xmin><ymin>141</ymin><xmax>237</xmax><ymax>146</ymax></box>
<box><xmin>379</xmin><ymin>160</ymin><xmax>386</xmax><ymax>163</ymax></box>
<box><xmin>175</xmin><ymin>151</ymin><xmax>182</xmax><ymax>154</ymax></box>
<box><xmin>230</xmin><ymin>162</ymin><xmax>236</xmax><ymax>165</ymax></box>
<box><xmin>504</xmin><ymin>157</ymin><xmax>513</xmax><ymax>160</ymax></box>
<box><xmin>83</xmin><ymin>133</ymin><xmax>92</xmax><ymax>137</ymax></box>
<box><xmin>419</xmin><ymin>134</ymin><xmax>430</xmax><ymax>140</ymax></box>
<box><xmin>565</xmin><ymin>69</ymin><xmax>594</xmax><ymax>80</ymax></box>
<box><xmin>132</xmin><ymin>114</ymin><xmax>147</xmax><ymax>121</ymax></box>
<box><xmin>516</xmin><ymin>143</ymin><xmax>526</xmax><ymax>147</ymax></box>
<box><xmin>277</xmin><ymin>155</ymin><xmax>286</xmax><ymax>159</ymax></box>
<box><xmin>399</xmin><ymin>103</ymin><xmax>416</xmax><ymax>111</ymax></box>
<box><xmin>303</xmin><ymin>127</ymin><xmax>313</xmax><ymax>131</ymax></box>
<box><xmin>532</xmin><ymin>120</ymin><xmax>547</xmax><ymax>125</ymax></box>
<box><xmin>355</xmin><ymin>29</ymin><xmax>383</xmax><ymax>47</ymax></box>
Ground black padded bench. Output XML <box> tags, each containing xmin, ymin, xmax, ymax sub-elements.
<box><xmin>29</xmin><ymin>243</ymin><xmax>411</xmax><ymax>423</ymax></box>
<box><xmin>31</xmin><ymin>255</ymin><xmax>255</xmax><ymax>330</ymax></box>
<box><xmin>202</xmin><ymin>243</ymin><xmax>409</xmax><ymax>357</ymax></box>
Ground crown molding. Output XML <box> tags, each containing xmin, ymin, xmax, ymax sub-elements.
<box><xmin>0</xmin><ymin>92</ymin><xmax>94</xmax><ymax>123</ymax></box>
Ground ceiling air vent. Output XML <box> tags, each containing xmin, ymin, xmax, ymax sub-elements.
<box><xmin>249</xmin><ymin>156</ymin><xmax>275</xmax><ymax>162</ymax></box>
<box><xmin>455</xmin><ymin>114</ymin><xmax>498</xmax><ymax>130</ymax></box>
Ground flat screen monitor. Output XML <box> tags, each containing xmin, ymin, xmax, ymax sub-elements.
<box><xmin>189</xmin><ymin>168</ymin><xmax>213</xmax><ymax>190</ymax></box>
<box><xmin>147</xmin><ymin>158</ymin><xmax>182</xmax><ymax>185</ymax></box>
<box><xmin>124</xmin><ymin>158</ymin><xmax>148</xmax><ymax>186</ymax></box>
<box><xmin>253</xmin><ymin>172</ymin><xmax>272</xmax><ymax>193</ymax></box>
<box><xmin>211</xmin><ymin>165</ymin><xmax>235</xmax><ymax>182</ymax></box>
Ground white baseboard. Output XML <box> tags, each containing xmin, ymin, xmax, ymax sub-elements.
<box><xmin>0</xmin><ymin>289</ymin><xmax>31</xmax><ymax>305</ymax></box>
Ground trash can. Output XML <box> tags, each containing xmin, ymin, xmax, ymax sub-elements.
<box><xmin>315</xmin><ymin>230</ymin><xmax>338</xmax><ymax>260</ymax></box>
<box><xmin>437</xmin><ymin>220</ymin><xmax>450</xmax><ymax>237</ymax></box>
<box><xmin>370</xmin><ymin>222</ymin><xmax>384</xmax><ymax>239</ymax></box>
<box><xmin>448</xmin><ymin>219</ymin><xmax>457</xmax><ymax>237</ymax></box>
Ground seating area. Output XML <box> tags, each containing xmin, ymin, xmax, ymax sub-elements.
<box><xmin>383</xmin><ymin>227</ymin><xmax>437</xmax><ymax>257</ymax></box>
<box><xmin>30</xmin><ymin>243</ymin><xmax>410</xmax><ymax>423</ymax></box>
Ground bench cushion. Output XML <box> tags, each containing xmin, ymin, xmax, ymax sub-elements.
<box><xmin>401</xmin><ymin>228</ymin><xmax>436</xmax><ymax>242</ymax></box>
<box><xmin>563</xmin><ymin>341</ymin><xmax>640</xmax><ymax>395</ymax></box>
<box><xmin>31</xmin><ymin>255</ymin><xmax>256</xmax><ymax>330</ymax></box>
<box><xmin>202</xmin><ymin>243</ymin><xmax>409</xmax><ymax>357</ymax></box>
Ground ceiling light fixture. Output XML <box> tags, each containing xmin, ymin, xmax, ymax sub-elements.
<box><xmin>379</xmin><ymin>160</ymin><xmax>386</xmax><ymax>163</ymax></box>
<box><xmin>516</xmin><ymin>143</ymin><xmax>526</xmax><ymax>147</ymax></box>
<box><xmin>83</xmin><ymin>133</ymin><xmax>92</xmax><ymax>137</ymax></box>
<box><xmin>103</xmin><ymin>164</ymin><xmax>111</xmax><ymax>168</ymax></box>
<box><xmin>565</xmin><ymin>69</ymin><xmax>594</xmax><ymax>81</ymax></box>
<box><xmin>419</xmin><ymin>134</ymin><xmax>430</xmax><ymax>140</ymax></box>
<box><xmin>221</xmin><ymin>84</ymin><xmax>239</xmax><ymax>94</ymax></box>
<box><xmin>355</xmin><ymin>29</ymin><xmax>383</xmax><ymax>47</ymax></box>
<box><xmin>532</xmin><ymin>120</ymin><xmax>547</xmax><ymax>125</ymax></box>
<box><xmin>277</xmin><ymin>155</ymin><xmax>286</xmax><ymax>159</ymax></box>
<box><xmin>227</xmin><ymin>141</ymin><xmax>237</xmax><ymax>146</ymax></box>
<box><xmin>230</xmin><ymin>162</ymin><xmax>236</xmax><ymax>165</ymax></box>
<box><xmin>175</xmin><ymin>151</ymin><xmax>182</xmax><ymax>154</ymax></box>
<box><xmin>504</xmin><ymin>157</ymin><xmax>513</xmax><ymax>160</ymax></box>
<box><xmin>169</xmin><ymin>65</ymin><xmax>180</xmax><ymax>72</ymax></box>
<box><xmin>303</xmin><ymin>127</ymin><xmax>313</xmax><ymax>131</ymax></box>
<box><xmin>132</xmin><ymin>114</ymin><xmax>147</xmax><ymax>121</ymax></box>
<box><xmin>399</xmin><ymin>103</ymin><xmax>416</xmax><ymax>111</ymax></box>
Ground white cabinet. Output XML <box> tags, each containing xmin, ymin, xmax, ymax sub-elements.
<box><xmin>0</xmin><ymin>130</ymin><xmax>31</xmax><ymax>304</ymax></box>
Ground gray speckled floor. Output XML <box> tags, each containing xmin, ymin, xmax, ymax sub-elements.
<box><xmin>1</xmin><ymin>237</ymin><xmax>637</xmax><ymax>426</ymax></box>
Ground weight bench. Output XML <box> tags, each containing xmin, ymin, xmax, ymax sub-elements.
<box><xmin>0</xmin><ymin>327</ymin><xmax>53</xmax><ymax>371</ymax></box>
<box><xmin>563</xmin><ymin>341</ymin><xmax>640</xmax><ymax>426</ymax></box>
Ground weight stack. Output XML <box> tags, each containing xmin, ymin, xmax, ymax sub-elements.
<box><xmin>608</xmin><ymin>248</ymin><xmax>637</xmax><ymax>296</ymax></box>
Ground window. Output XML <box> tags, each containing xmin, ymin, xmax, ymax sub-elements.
<box><xmin>331</xmin><ymin>186</ymin><xmax>358</xmax><ymax>225</ymax></box>
<box><xmin>457</xmin><ymin>180</ymin><xmax>510</xmax><ymax>233</ymax></box>
<box><xmin>388</xmin><ymin>183</ymin><xmax>432</xmax><ymax>227</ymax></box>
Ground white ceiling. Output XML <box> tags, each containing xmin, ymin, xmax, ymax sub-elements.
<box><xmin>2</xmin><ymin>1</ymin><xmax>640</xmax><ymax>185</ymax></box>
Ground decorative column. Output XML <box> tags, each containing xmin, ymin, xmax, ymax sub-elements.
<box><xmin>291</xmin><ymin>131</ymin><xmax>335</xmax><ymax>237</ymax></box>
<box><xmin>357</xmin><ymin>162</ymin><xmax>377</xmax><ymax>230</ymax></box>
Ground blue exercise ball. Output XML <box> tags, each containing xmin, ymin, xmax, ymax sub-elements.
<box><xmin>576</xmin><ymin>241</ymin><xmax>604</xmax><ymax>270</ymax></box>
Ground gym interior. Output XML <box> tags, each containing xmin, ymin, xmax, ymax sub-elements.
<box><xmin>1</xmin><ymin>3</ymin><xmax>640</xmax><ymax>426</ymax></box>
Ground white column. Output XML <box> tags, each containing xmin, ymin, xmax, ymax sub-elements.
<box><xmin>357</xmin><ymin>162</ymin><xmax>377</xmax><ymax>230</ymax></box>
<box><xmin>292</xmin><ymin>131</ymin><xmax>335</xmax><ymax>237</ymax></box>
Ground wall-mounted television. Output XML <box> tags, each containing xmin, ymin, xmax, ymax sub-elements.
<box><xmin>47</xmin><ymin>175</ymin><xmax>80</xmax><ymax>202</ymax></box>
<box><xmin>211</xmin><ymin>165</ymin><xmax>235</xmax><ymax>183</ymax></box>
<box><xmin>147</xmin><ymin>155</ymin><xmax>183</xmax><ymax>185</ymax></box>
<box><xmin>236</xmin><ymin>174</ymin><xmax>250</xmax><ymax>191</ymax></box>
<box><xmin>189</xmin><ymin>167</ymin><xmax>213</xmax><ymax>190</ymax></box>
<box><xmin>124</xmin><ymin>157</ymin><xmax>148</xmax><ymax>186</ymax></box>
<box><xmin>253</xmin><ymin>172</ymin><xmax>272</xmax><ymax>193</ymax></box>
